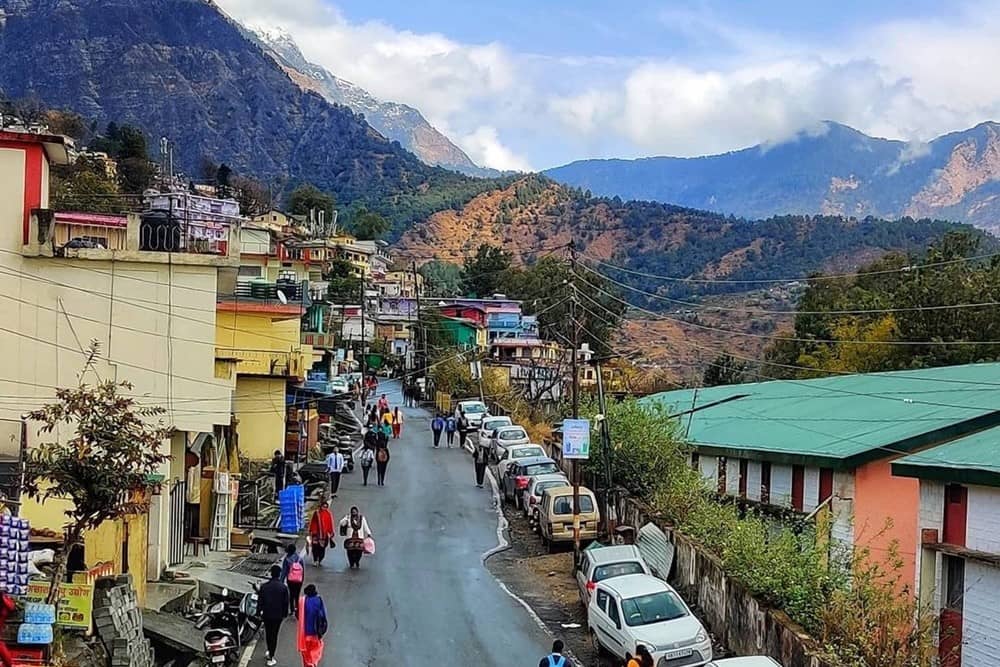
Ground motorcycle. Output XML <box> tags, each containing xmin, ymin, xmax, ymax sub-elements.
<box><xmin>196</xmin><ymin>585</ymin><xmax>261</xmax><ymax>665</ymax></box>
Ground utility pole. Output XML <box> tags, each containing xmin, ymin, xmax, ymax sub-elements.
<box><xmin>359</xmin><ymin>271</ymin><xmax>367</xmax><ymax>381</ymax></box>
<box><xmin>595</xmin><ymin>356</ymin><xmax>615</xmax><ymax>536</ymax></box>
<box><xmin>412</xmin><ymin>261</ymin><xmax>427</xmax><ymax>398</ymax></box>
<box><xmin>569</xmin><ymin>241</ymin><xmax>582</xmax><ymax>568</ymax></box>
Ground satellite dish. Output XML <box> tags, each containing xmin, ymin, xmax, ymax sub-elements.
<box><xmin>277</xmin><ymin>290</ymin><xmax>288</xmax><ymax>305</ymax></box>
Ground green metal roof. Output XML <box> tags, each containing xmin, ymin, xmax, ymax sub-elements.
<box><xmin>892</xmin><ymin>428</ymin><xmax>1000</xmax><ymax>487</ymax></box>
<box><xmin>641</xmin><ymin>362</ymin><xmax>1000</xmax><ymax>469</ymax></box>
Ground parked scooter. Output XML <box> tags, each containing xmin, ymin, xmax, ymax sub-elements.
<box><xmin>195</xmin><ymin>585</ymin><xmax>261</xmax><ymax>665</ymax></box>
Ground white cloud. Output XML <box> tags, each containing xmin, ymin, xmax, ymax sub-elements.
<box><xmin>217</xmin><ymin>0</ymin><xmax>1000</xmax><ymax>168</ymax></box>
<box><xmin>458</xmin><ymin>126</ymin><xmax>532</xmax><ymax>172</ymax></box>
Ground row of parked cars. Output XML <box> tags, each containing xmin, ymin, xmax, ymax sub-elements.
<box><xmin>578</xmin><ymin>545</ymin><xmax>782</xmax><ymax>667</ymax></box>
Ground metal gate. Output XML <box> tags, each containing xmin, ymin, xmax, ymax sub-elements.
<box><xmin>168</xmin><ymin>479</ymin><xmax>186</xmax><ymax>566</ymax></box>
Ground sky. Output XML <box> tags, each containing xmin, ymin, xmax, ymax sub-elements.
<box><xmin>217</xmin><ymin>0</ymin><xmax>1000</xmax><ymax>172</ymax></box>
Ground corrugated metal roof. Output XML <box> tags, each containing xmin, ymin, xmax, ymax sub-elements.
<box><xmin>641</xmin><ymin>363</ymin><xmax>1000</xmax><ymax>467</ymax></box>
<box><xmin>892</xmin><ymin>428</ymin><xmax>1000</xmax><ymax>487</ymax></box>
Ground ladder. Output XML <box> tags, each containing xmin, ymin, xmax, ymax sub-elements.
<box><xmin>210</xmin><ymin>489</ymin><xmax>231</xmax><ymax>552</ymax></box>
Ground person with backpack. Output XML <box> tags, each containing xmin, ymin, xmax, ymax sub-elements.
<box><xmin>359</xmin><ymin>445</ymin><xmax>376</xmax><ymax>486</ymax></box>
<box><xmin>472</xmin><ymin>437</ymin><xmax>489</xmax><ymax>488</ymax></box>
<box><xmin>297</xmin><ymin>584</ymin><xmax>327</xmax><ymax>667</ymax></box>
<box><xmin>375</xmin><ymin>445</ymin><xmax>390</xmax><ymax>486</ymax></box>
<box><xmin>281</xmin><ymin>543</ymin><xmax>305</xmax><ymax>617</ymax></box>
<box><xmin>258</xmin><ymin>565</ymin><xmax>289</xmax><ymax>666</ymax></box>
<box><xmin>457</xmin><ymin>409</ymin><xmax>470</xmax><ymax>449</ymax></box>
<box><xmin>445</xmin><ymin>414</ymin><xmax>457</xmax><ymax>448</ymax></box>
<box><xmin>431</xmin><ymin>413</ymin><xmax>445</xmax><ymax>448</ymax></box>
<box><xmin>538</xmin><ymin>640</ymin><xmax>568</xmax><ymax>667</ymax></box>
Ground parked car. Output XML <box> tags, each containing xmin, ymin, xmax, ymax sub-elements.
<box><xmin>576</xmin><ymin>545</ymin><xmax>651</xmax><ymax>606</ymax></box>
<box><xmin>478</xmin><ymin>415</ymin><xmax>512</xmax><ymax>447</ymax></box>
<box><xmin>708</xmin><ymin>659</ymin><xmax>782</xmax><ymax>666</ymax></box>
<box><xmin>538</xmin><ymin>485</ymin><xmax>599</xmax><ymax>549</ymax></box>
<box><xmin>489</xmin><ymin>425</ymin><xmax>529</xmax><ymax>461</ymax></box>
<box><xmin>497</xmin><ymin>444</ymin><xmax>546</xmax><ymax>478</ymax></box>
<box><xmin>522</xmin><ymin>473</ymin><xmax>570</xmax><ymax>521</ymax></box>
<box><xmin>328</xmin><ymin>376</ymin><xmax>350</xmax><ymax>393</ymax></box>
<box><xmin>455</xmin><ymin>399</ymin><xmax>488</xmax><ymax>427</ymax></box>
<box><xmin>588</xmin><ymin>574</ymin><xmax>712</xmax><ymax>665</ymax></box>
<box><xmin>501</xmin><ymin>456</ymin><xmax>561</xmax><ymax>507</ymax></box>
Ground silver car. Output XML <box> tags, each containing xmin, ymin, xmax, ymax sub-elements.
<box><xmin>489</xmin><ymin>425</ymin><xmax>529</xmax><ymax>461</ymax></box>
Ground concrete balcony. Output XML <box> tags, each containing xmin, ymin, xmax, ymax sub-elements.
<box><xmin>215</xmin><ymin>347</ymin><xmax>306</xmax><ymax>379</ymax></box>
<box><xmin>23</xmin><ymin>209</ymin><xmax>240</xmax><ymax>267</ymax></box>
<box><xmin>301</xmin><ymin>331</ymin><xmax>337</xmax><ymax>349</ymax></box>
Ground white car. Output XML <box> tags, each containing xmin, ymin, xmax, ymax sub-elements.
<box><xmin>522</xmin><ymin>474</ymin><xmax>570</xmax><ymax>524</ymax></box>
<box><xmin>497</xmin><ymin>444</ymin><xmax>547</xmax><ymax>478</ymax></box>
<box><xmin>708</xmin><ymin>659</ymin><xmax>782</xmax><ymax>666</ymax></box>
<box><xmin>456</xmin><ymin>399</ymin><xmax>488</xmax><ymax>427</ymax></box>
<box><xmin>489</xmin><ymin>425</ymin><xmax>529</xmax><ymax>461</ymax></box>
<box><xmin>576</xmin><ymin>545</ymin><xmax>651</xmax><ymax>607</ymax></box>
<box><xmin>588</xmin><ymin>574</ymin><xmax>712</xmax><ymax>665</ymax></box>
<box><xmin>478</xmin><ymin>415</ymin><xmax>512</xmax><ymax>447</ymax></box>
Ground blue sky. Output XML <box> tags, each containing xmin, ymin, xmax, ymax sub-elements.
<box><xmin>220</xmin><ymin>0</ymin><xmax>1000</xmax><ymax>171</ymax></box>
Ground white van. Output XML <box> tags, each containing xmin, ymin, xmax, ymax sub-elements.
<box><xmin>588</xmin><ymin>574</ymin><xmax>712</xmax><ymax>665</ymax></box>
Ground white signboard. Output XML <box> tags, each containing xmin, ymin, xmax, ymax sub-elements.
<box><xmin>562</xmin><ymin>418</ymin><xmax>591</xmax><ymax>460</ymax></box>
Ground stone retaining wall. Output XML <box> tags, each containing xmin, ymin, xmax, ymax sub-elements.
<box><xmin>615</xmin><ymin>495</ymin><xmax>835</xmax><ymax>667</ymax></box>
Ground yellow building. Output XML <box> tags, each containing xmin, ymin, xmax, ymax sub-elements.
<box><xmin>215</xmin><ymin>285</ymin><xmax>312</xmax><ymax>460</ymax></box>
<box><xmin>1</xmin><ymin>130</ymin><xmax>238</xmax><ymax>600</ymax></box>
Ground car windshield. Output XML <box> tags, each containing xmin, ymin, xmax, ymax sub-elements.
<box><xmin>500</xmin><ymin>429</ymin><xmax>527</xmax><ymax>440</ymax></box>
<box><xmin>463</xmin><ymin>403</ymin><xmax>486</xmax><ymax>413</ymax></box>
<box><xmin>483</xmin><ymin>419</ymin><xmax>510</xmax><ymax>431</ymax></box>
<box><xmin>621</xmin><ymin>591</ymin><xmax>687</xmax><ymax>627</ymax></box>
<box><xmin>512</xmin><ymin>447</ymin><xmax>544</xmax><ymax>459</ymax></box>
<box><xmin>593</xmin><ymin>562</ymin><xmax>645</xmax><ymax>582</ymax></box>
<box><xmin>524</xmin><ymin>462</ymin><xmax>559</xmax><ymax>476</ymax></box>
<box><xmin>535</xmin><ymin>480</ymin><xmax>569</xmax><ymax>496</ymax></box>
<box><xmin>552</xmin><ymin>495</ymin><xmax>594</xmax><ymax>514</ymax></box>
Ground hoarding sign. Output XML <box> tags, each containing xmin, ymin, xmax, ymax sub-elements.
<box><xmin>562</xmin><ymin>418</ymin><xmax>591</xmax><ymax>460</ymax></box>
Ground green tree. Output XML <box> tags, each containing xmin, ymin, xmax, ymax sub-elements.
<box><xmin>420</xmin><ymin>260</ymin><xmax>463</xmax><ymax>297</ymax></box>
<box><xmin>24</xmin><ymin>344</ymin><xmax>171</xmax><ymax>603</ymax></box>
<box><xmin>231</xmin><ymin>175</ymin><xmax>270</xmax><ymax>216</ymax></box>
<box><xmin>288</xmin><ymin>183</ymin><xmax>336</xmax><ymax>223</ymax></box>
<box><xmin>51</xmin><ymin>154</ymin><xmax>121</xmax><ymax>213</ymax></box>
<box><xmin>350</xmin><ymin>207</ymin><xmax>389</xmax><ymax>240</ymax></box>
<box><xmin>462</xmin><ymin>244</ymin><xmax>513</xmax><ymax>298</ymax></box>
<box><xmin>325</xmin><ymin>258</ymin><xmax>362</xmax><ymax>305</ymax></box>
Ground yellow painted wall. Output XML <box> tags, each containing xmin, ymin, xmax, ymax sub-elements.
<box><xmin>233</xmin><ymin>376</ymin><xmax>287</xmax><ymax>460</ymax></box>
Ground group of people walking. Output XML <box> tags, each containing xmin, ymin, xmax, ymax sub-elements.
<box><xmin>430</xmin><ymin>408</ymin><xmax>471</xmax><ymax>449</ymax></box>
<box><xmin>260</xmin><ymin>499</ymin><xmax>376</xmax><ymax>666</ymax></box>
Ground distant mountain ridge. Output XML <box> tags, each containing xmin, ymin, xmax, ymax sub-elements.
<box><xmin>545</xmin><ymin>121</ymin><xmax>1000</xmax><ymax>232</ymax></box>
<box><xmin>247</xmin><ymin>26</ymin><xmax>497</xmax><ymax>178</ymax></box>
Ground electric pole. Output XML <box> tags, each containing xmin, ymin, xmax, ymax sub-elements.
<box><xmin>569</xmin><ymin>242</ymin><xmax>582</xmax><ymax>568</ymax></box>
<box><xmin>359</xmin><ymin>270</ymin><xmax>367</xmax><ymax>381</ymax></box>
<box><xmin>595</xmin><ymin>355</ymin><xmax>615</xmax><ymax>536</ymax></box>
<box><xmin>412</xmin><ymin>261</ymin><xmax>427</xmax><ymax>399</ymax></box>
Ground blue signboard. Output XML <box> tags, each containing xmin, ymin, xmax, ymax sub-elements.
<box><xmin>562</xmin><ymin>418</ymin><xmax>591</xmax><ymax>460</ymax></box>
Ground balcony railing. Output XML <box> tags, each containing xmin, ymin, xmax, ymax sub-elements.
<box><xmin>215</xmin><ymin>347</ymin><xmax>305</xmax><ymax>379</ymax></box>
<box><xmin>301</xmin><ymin>331</ymin><xmax>337</xmax><ymax>349</ymax></box>
<box><xmin>24</xmin><ymin>210</ymin><xmax>240</xmax><ymax>266</ymax></box>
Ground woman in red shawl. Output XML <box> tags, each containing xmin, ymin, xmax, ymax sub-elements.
<box><xmin>308</xmin><ymin>500</ymin><xmax>335</xmax><ymax>566</ymax></box>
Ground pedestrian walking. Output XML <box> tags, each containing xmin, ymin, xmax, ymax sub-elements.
<box><xmin>431</xmin><ymin>413</ymin><xmax>445</xmax><ymax>448</ymax></box>
<box><xmin>308</xmin><ymin>500</ymin><xmax>335</xmax><ymax>566</ymax></box>
<box><xmin>457</xmin><ymin>409</ymin><xmax>470</xmax><ymax>449</ymax></box>
<box><xmin>280</xmin><ymin>543</ymin><xmax>304</xmax><ymax>617</ymax></box>
<box><xmin>271</xmin><ymin>450</ymin><xmax>287</xmax><ymax>500</ymax></box>
<box><xmin>375</xmin><ymin>445</ymin><xmax>390</xmax><ymax>486</ymax></box>
<box><xmin>392</xmin><ymin>406</ymin><xmax>404</xmax><ymax>439</ymax></box>
<box><xmin>297</xmin><ymin>584</ymin><xmax>328</xmax><ymax>667</ymax></box>
<box><xmin>445</xmin><ymin>414</ymin><xmax>457</xmax><ymax>447</ymax></box>
<box><xmin>339</xmin><ymin>506</ymin><xmax>374</xmax><ymax>568</ymax></box>
<box><xmin>258</xmin><ymin>564</ymin><xmax>288</xmax><ymax>666</ymax></box>
<box><xmin>377</xmin><ymin>393</ymin><xmax>389</xmax><ymax>412</ymax></box>
<box><xmin>359</xmin><ymin>445</ymin><xmax>375</xmax><ymax>485</ymax></box>
<box><xmin>324</xmin><ymin>448</ymin><xmax>345</xmax><ymax>496</ymax></box>
<box><xmin>473</xmin><ymin>438</ymin><xmax>488</xmax><ymax>488</ymax></box>
<box><xmin>538</xmin><ymin>639</ymin><xmax>568</xmax><ymax>667</ymax></box>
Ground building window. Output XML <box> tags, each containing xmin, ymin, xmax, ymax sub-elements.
<box><xmin>691</xmin><ymin>452</ymin><xmax>700</xmax><ymax>471</ymax></box>
<box><xmin>760</xmin><ymin>461</ymin><xmax>772</xmax><ymax>504</ymax></box>
<box><xmin>738</xmin><ymin>459</ymin><xmax>748</xmax><ymax>498</ymax></box>
<box><xmin>819</xmin><ymin>468</ymin><xmax>834</xmax><ymax>505</ymax></box>
<box><xmin>943</xmin><ymin>484</ymin><xmax>968</xmax><ymax>546</ymax></box>
<box><xmin>238</xmin><ymin>265</ymin><xmax>262</xmax><ymax>279</ymax></box>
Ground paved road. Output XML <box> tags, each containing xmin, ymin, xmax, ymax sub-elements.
<box><xmin>255</xmin><ymin>380</ymin><xmax>553</xmax><ymax>666</ymax></box>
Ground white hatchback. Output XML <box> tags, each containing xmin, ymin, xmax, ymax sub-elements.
<box><xmin>478</xmin><ymin>415</ymin><xmax>512</xmax><ymax>447</ymax></box>
<box><xmin>489</xmin><ymin>425</ymin><xmax>529</xmax><ymax>460</ymax></box>
<box><xmin>497</xmin><ymin>444</ymin><xmax>547</xmax><ymax>478</ymax></box>
<box><xmin>576</xmin><ymin>545</ymin><xmax>651</xmax><ymax>607</ymax></box>
<box><xmin>588</xmin><ymin>574</ymin><xmax>712</xmax><ymax>666</ymax></box>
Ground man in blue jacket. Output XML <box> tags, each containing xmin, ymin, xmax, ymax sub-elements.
<box><xmin>431</xmin><ymin>413</ymin><xmax>445</xmax><ymax>448</ymax></box>
<box><xmin>258</xmin><ymin>565</ymin><xmax>288</xmax><ymax>666</ymax></box>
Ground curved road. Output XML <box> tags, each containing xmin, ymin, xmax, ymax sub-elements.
<box><xmin>256</xmin><ymin>380</ymin><xmax>553</xmax><ymax>665</ymax></box>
